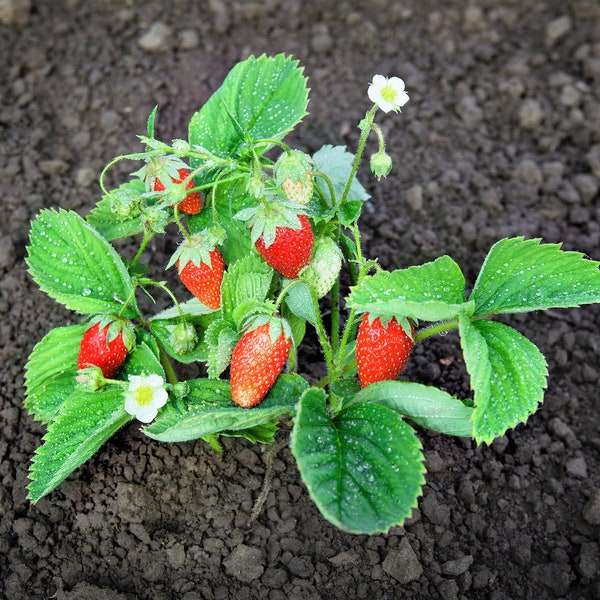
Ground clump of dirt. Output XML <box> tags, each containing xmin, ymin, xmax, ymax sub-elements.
<box><xmin>2</xmin><ymin>1</ymin><xmax>600</xmax><ymax>599</ymax></box>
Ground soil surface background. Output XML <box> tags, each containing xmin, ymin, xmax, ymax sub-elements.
<box><xmin>2</xmin><ymin>1</ymin><xmax>600</xmax><ymax>599</ymax></box>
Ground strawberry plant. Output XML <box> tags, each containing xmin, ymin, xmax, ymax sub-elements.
<box><xmin>23</xmin><ymin>55</ymin><xmax>600</xmax><ymax>534</ymax></box>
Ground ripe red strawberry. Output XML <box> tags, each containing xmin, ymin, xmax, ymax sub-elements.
<box><xmin>154</xmin><ymin>167</ymin><xmax>203</xmax><ymax>215</ymax></box>
<box><xmin>230</xmin><ymin>321</ymin><xmax>292</xmax><ymax>408</ymax></box>
<box><xmin>77</xmin><ymin>321</ymin><xmax>131</xmax><ymax>379</ymax></box>
<box><xmin>255</xmin><ymin>214</ymin><xmax>314</xmax><ymax>278</ymax></box>
<box><xmin>177</xmin><ymin>248</ymin><xmax>224</xmax><ymax>310</ymax></box>
<box><xmin>356</xmin><ymin>315</ymin><xmax>414</xmax><ymax>388</ymax></box>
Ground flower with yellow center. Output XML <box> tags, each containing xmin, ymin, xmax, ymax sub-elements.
<box><xmin>124</xmin><ymin>374</ymin><xmax>168</xmax><ymax>423</ymax></box>
<box><xmin>368</xmin><ymin>75</ymin><xmax>409</xmax><ymax>113</ymax></box>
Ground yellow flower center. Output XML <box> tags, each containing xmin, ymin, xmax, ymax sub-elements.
<box><xmin>380</xmin><ymin>84</ymin><xmax>397</xmax><ymax>104</ymax></box>
<box><xmin>134</xmin><ymin>385</ymin><xmax>154</xmax><ymax>406</ymax></box>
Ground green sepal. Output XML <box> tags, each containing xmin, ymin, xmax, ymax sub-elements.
<box><xmin>291</xmin><ymin>388</ymin><xmax>425</xmax><ymax>534</ymax></box>
<box><xmin>87</xmin><ymin>179</ymin><xmax>147</xmax><ymax>241</ymax></box>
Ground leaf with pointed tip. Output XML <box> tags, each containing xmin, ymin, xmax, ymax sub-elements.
<box><xmin>352</xmin><ymin>381</ymin><xmax>474</xmax><ymax>437</ymax></box>
<box><xmin>28</xmin><ymin>387</ymin><xmax>132</xmax><ymax>503</ymax></box>
<box><xmin>459</xmin><ymin>316</ymin><xmax>548</xmax><ymax>444</ymax></box>
<box><xmin>27</xmin><ymin>209</ymin><xmax>139</xmax><ymax>318</ymax></box>
<box><xmin>189</xmin><ymin>54</ymin><xmax>309</xmax><ymax>159</ymax></box>
<box><xmin>470</xmin><ymin>237</ymin><xmax>600</xmax><ymax>317</ymax></box>
<box><xmin>291</xmin><ymin>388</ymin><xmax>425</xmax><ymax>534</ymax></box>
<box><xmin>347</xmin><ymin>256</ymin><xmax>472</xmax><ymax>322</ymax></box>
<box><xmin>24</xmin><ymin>324</ymin><xmax>87</xmax><ymax>424</ymax></box>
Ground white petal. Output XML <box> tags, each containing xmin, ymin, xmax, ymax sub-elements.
<box><xmin>127</xmin><ymin>375</ymin><xmax>144</xmax><ymax>390</ymax></box>
<box><xmin>388</xmin><ymin>77</ymin><xmax>406</xmax><ymax>92</ymax></box>
<box><xmin>124</xmin><ymin>395</ymin><xmax>138</xmax><ymax>417</ymax></box>
<box><xmin>145</xmin><ymin>373</ymin><xmax>165</xmax><ymax>388</ymax></box>
<box><xmin>371</xmin><ymin>74</ymin><xmax>387</xmax><ymax>88</ymax></box>
<box><xmin>377</xmin><ymin>99</ymin><xmax>395</xmax><ymax>113</ymax></box>
<box><xmin>395</xmin><ymin>90</ymin><xmax>410</xmax><ymax>107</ymax></box>
<box><xmin>135</xmin><ymin>405</ymin><xmax>158</xmax><ymax>423</ymax></box>
<box><xmin>153</xmin><ymin>389</ymin><xmax>168</xmax><ymax>408</ymax></box>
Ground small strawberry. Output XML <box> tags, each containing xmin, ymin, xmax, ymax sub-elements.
<box><xmin>255</xmin><ymin>214</ymin><xmax>314</xmax><ymax>278</ymax></box>
<box><xmin>275</xmin><ymin>150</ymin><xmax>314</xmax><ymax>206</ymax></box>
<box><xmin>302</xmin><ymin>236</ymin><xmax>343</xmax><ymax>298</ymax></box>
<box><xmin>77</xmin><ymin>319</ymin><xmax>134</xmax><ymax>379</ymax></box>
<box><xmin>356</xmin><ymin>314</ymin><xmax>414</xmax><ymax>388</ymax></box>
<box><xmin>230</xmin><ymin>319</ymin><xmax>292</xmax><ymax>408</ymax></box>
<box><xmin>168</xmin><ymin>229</ymin><xmax>225</xmax><ymax>310</ymax></box>
<box><xmin>154</xmin><ymin>167</ymin><xmax>203</xmax><ymax>215</ymax></box>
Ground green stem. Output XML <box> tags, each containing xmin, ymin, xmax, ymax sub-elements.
<box><xmin>311</xmin><ymin>290</ymin><xmax>334</xmax><ymax>379</ymax></box>
<box><xmin>129</xmin><ymin>230</ymin><xmax>153</xmax><ymax>271</ymax></box>
<box><xmin>414</xmin><ymin>320</ymin><xmax>459</xmax><ymax>343</ymax></box>
<box><xmin>313</xmin><ymin>172</ymin><xmax>336</xmax><ymax>208</ymax></box>
<box><xmin>158</xmin><ymin>343</ymin><xmax>179</xmax><ymax>385</ymax></box>
<box><xmin>339</xmin><ymin>106</ymin><xmax>377</xmax><ymax>207</ymax></box>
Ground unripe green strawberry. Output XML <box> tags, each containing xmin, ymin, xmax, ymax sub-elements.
<box><xmin>356</xmin><ymin>315</ymin><xmax>414</xmax><ymax>388</ymax></box>
<box><xmin>77</xmin><ymin>320</ymin><xmax>134</xmax><ymax>379</ymax></box>
<box><xmin>154</xmin><ymin>167</ymin><xmax>204</xmax><ymax>215</ymax></box>
<box><xmin>170</xmin><ymin>322</ymin><xmax>198</xmax><ymax>355</ymax></box>
<box><xmin>302</xmin><ymin>237</ymin><xmax>343</xmax><ymax>298</ymax></box>
<box><xmin>255</xmin><ymin>214</ymin><xmax>314</xmax><ymax>278</ymax></box>
<box><xmin>230</xmin><ymin>320</ymin><xmax>292</xmax><ymax>408</ymax></box>
<box><xmin>275</xmin><ymin>150</ymin><xmax>314</xmax><ymax>206</ymax></box>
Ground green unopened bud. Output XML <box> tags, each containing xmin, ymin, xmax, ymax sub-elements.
<box><xmin>76</xmin><ymin>366</ymin><xmax>107</xmax><ymax>391</ymax></box>
<box><xmin>370</xmin><ymin>151</ymin><xmax>393</xmax><ymax>180</ymax></box>
<box><xmin>142</xmin><ymin>206</ymin><xmax>169</xmax><ymax>234</ymax></box>
<box><xmin>171</xmin><ymin>322</ymin><xmax>198</xmax><ymax>355</ymax></box>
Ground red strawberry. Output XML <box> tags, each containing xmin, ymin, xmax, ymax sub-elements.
<box><xmin>356</xmin><ymin>315</ymin><xmax>414</xmax><ymax>388</ymax></box>
<box><xmin>178</xmin><ymin>248</ymin><xmax>224</xmax><ymax>309</ymax></box>
<box><xmin>230</xmin><ymin>321</ymin><xmax>292</xmax><ymax>408</ymax></box>
<box><xmin>154</xmin><ymin>167</ymin><xmax>203</xmax><ymax>215</ymax></box>
<box><xmin>77</xmin><ymin>321</ymin><xmax>131</xmax><ymax>379</ymax></box>
<box><xmin>255</xmin><ymin>214</ymin><xmax>314</xmax><ymax>278</ymax></box>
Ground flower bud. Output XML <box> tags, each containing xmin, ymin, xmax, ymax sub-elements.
<box><xmin>370</xmin><ymin>151</ymin><xmax>393</xmax><ymax>180</ymax></box>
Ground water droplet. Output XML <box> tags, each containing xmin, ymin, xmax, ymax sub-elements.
<box><xmin>81</xmin><ymin>288</ymin><xmax>92</xmax><ymax>297</ymax></box>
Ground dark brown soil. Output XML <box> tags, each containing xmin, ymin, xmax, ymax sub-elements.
<box><xmin>2</xmin><ymin>1</ymin><xmax>600</xmax><ymax>599</ymax></box>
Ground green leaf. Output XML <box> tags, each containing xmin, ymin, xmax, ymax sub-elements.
<box><xmin>189</xmin><ymin>178</ymin><xmax>255</xmax><ymax>263</ymax></box>
<box><xmin>26</xmin><ymin>209</ymin><xmax>139</xmax><ymax>318</ymax></box>
<box><xmin>150</xmin><ymin>298</ymin><xmax>218</xmax><ymax>322</ymax></box>
<box><xmin>459</xmin><ymin>317</ymin><xmax>548</xmax><ymax>444</ymax></box>
<box><xmin>347</xmin><ymin>256</ymin><xmax>472</xmax><ymax>321</ymax></box>
<box><xmin>352</xmin><ymin>381</ymin><xmax>474</xmax><ymax>437</ymax></box>
<box><xmin>28</xmin><ymin>387</ymin><xmax>133</xmax><ymax>503</ymax></box>
<box><xmin>189</xmin><ymin>54</ymin><xmax>309</xmax><ymax>159</ymax></box>
<box><xmin>284</xmin><ymin>281</ymin><xmax>317</xmax><ymax>325</ymax></box>
<box><xmin>87</xmin><ymin>179</ymin><xmax>146</xmax><ymax>242</ymax></box>
<box><xmin>312</xmin><ymin>145</ymin><xmax>370</xmax><ymax>207</ymax></box>
<box><xmin>24</xmin><ymin>324</ymin><xmax>87</xmax><ymax>424</ymax></box>
<box><xmin>471</xmin><ymin>237</ymin><xmax>600</xmax><ymax>317</ymax></box>
<box><xmin>204</xmin><ymin>319</ymin><xmax>239</xmax><ymax>377</ymax></box>
<box><xmin>143</xmin><ymin>374</ymin><xmax>307</xmax><ymax>442</ymax></box>
<box><xmin>291</xmin><ymin>388</ymin><xmax>425</xmax><ymax>534</ymax></box>
<box><xmin>122</xmin><ymin>335</ymin><xmax>166</xmax><ymax>378</ymax></box>
<box><xmin>221</xmin><ymin>254</ymin><xmax>274</xmax><ymax>322</ymax></box>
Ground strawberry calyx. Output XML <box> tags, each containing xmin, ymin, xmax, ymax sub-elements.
<box><xmin>361</xmin><ymin>311</ymin><xmax>415</xmax><ymax>340</ymax></box>
<box><xmin>167</xmin><ymin>227</ymin><xmax>226</xmax><ymax>272</ymax></box>
<box><xmin>240</xmin><ymin>313</ymin><xmax>293</xmax><ymax>346</ymax></box>
<box><xmin>87</xmin><ymin>315</ymin><xmax>137</xmax><ymax>352</ymax></box>
<box><xmin>235</xmin><ymin>196</ymin><xmax>308</xmax><ymax>248</ymax></box>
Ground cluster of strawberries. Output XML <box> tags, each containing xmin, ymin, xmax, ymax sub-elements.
<box><xmin>78</xmin><ymin>154</ymin><xmax>415</xmax><ymax>411</ymax></box>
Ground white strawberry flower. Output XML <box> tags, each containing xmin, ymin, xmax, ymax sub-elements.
<box><xmin>368</xmin><ymin>75</ymin><xmax>409</xmax><ymax>113</ymax></box>
<box><xmin>124</xmin><ymin>374</ymin><xmax>168</xmax><ymax>423</ymax></box>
